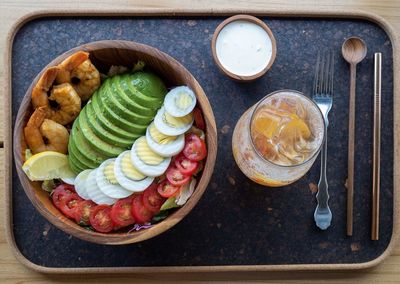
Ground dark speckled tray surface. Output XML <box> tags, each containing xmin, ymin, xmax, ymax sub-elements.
<box><xmin>11</xmin><ymin>15</ymin><xmax>394</xmax><ymax>269</ymax></box>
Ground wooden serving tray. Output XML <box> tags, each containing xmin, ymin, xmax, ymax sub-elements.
<box><xmin>4</xmin><ymin>9</ymin><xmax>399</xmax><ymax>273</ymax></box>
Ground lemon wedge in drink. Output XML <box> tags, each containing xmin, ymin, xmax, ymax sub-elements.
<box><xmin>22</xmin><ymin>151</ymin><xmax>76</xmax><ymax>181</ymax></box>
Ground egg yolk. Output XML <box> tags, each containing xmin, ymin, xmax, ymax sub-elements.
<box><xmin>149</xmin><ymin>124</ymin><xmax>176</xmax><ymax>144</ymax></box>
<box><xmin>175</xmin><ymin>91</ymin><xmax>193</xmax><ymax>110</ymax></box>
<box><xmin>121</xmin><ymin>153</ymin><xmax>146</xmax><ymax>180</ymax></box>
<box><xmin>136</xmin><ymin>138</ymin><xmax>164</xmax><ymax>165</ymax></box>
<box><xmin>104</xmin><ymin>162</ymin><xmax>118</xmax><ymax>184</ymax></box>
<box><xmin>163</xmin><ymin>111</ymin><xmax>193</xmax><ymax>127</ymax></box>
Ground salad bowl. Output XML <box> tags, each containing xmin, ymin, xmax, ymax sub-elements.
<box><xmin>13</xmin><ymin>40</ymin><xmax>217</xmax><ymax>245</ymax></box>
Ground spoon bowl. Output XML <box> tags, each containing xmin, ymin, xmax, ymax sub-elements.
<box><xmin>342</xmin><ymin>37</ymin><xmax>367</xmax><ymax>65</ymax></box>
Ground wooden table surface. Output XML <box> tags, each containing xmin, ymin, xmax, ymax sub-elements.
<box><xmin>1</xmin><ymin>0</ymin><xmax>399</xmax><ymax>283</ymax></box>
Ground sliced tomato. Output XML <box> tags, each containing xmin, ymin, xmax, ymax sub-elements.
<box><xmin>74</xmin><ymin>200</ymin><xmax>96</xmax><ymax>226</ymax></box>
<box><xmin>193</xmin><ymin>107</ymin><xmax>206</xmax><ymax>130</ymax></box>
<box><xmin>175</xmin><ymin>153</ymin><xmax>198</xmax><ymax>175</ymax></box>
<box><xmin>59</xmin><ymin>193</ymin><xmax>82</xmax><ymax>219</ymax></box>
<box><xmin>157</xmin><ymin>180</ymin><xmax>180</xmax><ymax>198</ymax></box>
<box><xmin>131</xmin><ymin>194</ymin><xmax>153</xmax><ymax>224</ymax></box>
<box><xmin>143</xmin><ymin>183</ymin><xmax>165</xmax><ymax>212</ymax></box>
<box><xmin>51</xmin><ymin>184</ymin><xmax>75</xmax><ymax>209</ymax></box>
<box><xmin>110</xmin><ymin>197</ymin><xmax>135</xmax><ymax>227</ymax></box>
<box><xmin>166</xmin><ymin>165</ymin><xmax>191</xmax><ymax>186</ymax></box>
<box><xmin>183</xmin><ymin>133</ymin><xmax>207</xmax><ymax>162</ymax></box>
<box><xmin>89</xmin><ymin>205</ymin><xmax>114</xmax><ymax>233</ymax></box>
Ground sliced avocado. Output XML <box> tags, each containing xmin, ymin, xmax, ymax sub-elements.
<box><xmin>98</xmin><ymin>80</ymin><xmax>154</xmax><ymax>125</ymax></box>
<box><xmin>69</xmin><ymin>132</ymin><xmax>99</xmax><ymax>169</ymax></box>
<box><xmin>129</xmin><ymin>71</ymin><xmax>167</xmax><ymax>99</ymax></box>
<box><xmin>119</xmin><ymin>74</ymin><xmax>164</xmax><ymax>110</ymax></box>
<box><xmin>89</xmin><ymin>95</ymin><xmax>138</xmax><ymax>140</ymax></box>
<box><xmin>106</xmin><ymin>77</ymin><xmax>157</xmax><ymax>117</ymax></box>
<box><xmin>67</xmin><ymin>142</ymin><xmax>86</xmax><ymax>174</ymax></box>
<box><xmin>77</xmin><ymin>113</ymin><xmax>125</xmax><ymax>157</ymax></box>
<box><xmin>68</xmin><ymin>145</ymin><xmax>90</xmax><ymax>172</ymax></box>
<box><xmin>84</xmin><ymin>103</ymin><xmax>134</xmax><ymax>148</ymax></box>
<box><xmin>93</xmin><ymin>92</ymin><xmax>148</xmax><ymax>134</ymax></box>
<box><xmin>71</xmin><ymin>120</ymin><xmax>108</xmax><ymax>166</ymax></box>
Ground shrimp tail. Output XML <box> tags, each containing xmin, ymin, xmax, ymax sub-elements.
<box><xmin>31</xmin><ymin>66</ymin><xmax>59</xmax><ymax>109</ymax></box>
<box><xmin>24</xmin><ymin>107</ymin><xmax>47</xmax><ymax>154</ymax></box>
<box><xmin>56</xmin><ymin>51</ymin><xmax>89</xmax><ymax>83</ymax></box>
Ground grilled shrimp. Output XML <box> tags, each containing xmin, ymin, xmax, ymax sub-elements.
<box><xmin>24</xmin><ymin>107</ymin><xmax>69</xmax><ymax>154</ymax></box>
<box><xmin>56</xmin><ymin>51</ymin><xmax>101</xmax><ymax>101</ymax></box>
<box><xmin>31</xmin><ymin>67</ymin><xmax>81</xmax><ymax>125</ymax></box>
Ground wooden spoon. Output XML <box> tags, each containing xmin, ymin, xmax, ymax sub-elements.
<box><xmin>342</xmin><ymin>37</ymin><xmax>367</xmax><ymax>236</ymax></box>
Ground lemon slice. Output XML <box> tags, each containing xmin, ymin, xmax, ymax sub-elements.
<box><xmin>22</xmin><ymin>151</ymin><xmax>76</xmax><ymax>181</ymax></box>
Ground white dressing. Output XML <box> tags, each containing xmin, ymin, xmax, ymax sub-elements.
<box><xmin>216</xmin><ymin>20</ymin><xmax>273</xmax><ymax>76</ymax></box>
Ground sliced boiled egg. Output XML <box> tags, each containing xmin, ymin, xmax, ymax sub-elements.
<box><xmin>154</xmin><ymin>106</ymin><xmax>193</xmax><ymax>136</ymax></box>
<box><xmin>74</xmin><ymin>169</ymin><xmax>92</xmax><ymax>200</ymax></box>
<box><xmin>164</xmin><ymin>86</ymin><xmax>197</xmax><ymax>117</ymax></box>
<box><xmin>146</xmin><ymin>122</ymin><xmax>185</xmax><ymax>157</ymax></box>
<box><xmin>85</xmin><ymin>169</ymin><xmax>116</xmax><ymax>205</ymax></box>
<box><xmin>114</xmin><ymin>151</ymin><xmax>154</xmax><ymax>192</ymax></box>
<box><xmin>96</xmin><ymin>159</ymin><xmax>133</xmax><ymax>199</ymax></box>
<box><xmin>130</xmin><ymin>136</ymin><xmax>171</xmax><ymax>177</ymax></box>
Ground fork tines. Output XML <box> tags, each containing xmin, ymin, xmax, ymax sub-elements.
<box><xmin>313</xmin><ymin>50</ymin><xmax>334</xmax><ymax>97</ymax></box>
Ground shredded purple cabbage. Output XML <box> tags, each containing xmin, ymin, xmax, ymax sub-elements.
<box><xmin>128</xmin><ymin>223</ymin><xmax>153</xmax><ymax>233</ymax></box>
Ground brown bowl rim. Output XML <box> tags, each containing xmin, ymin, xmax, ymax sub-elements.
<box><xmin>210</xmin><ymin>14</ymin><xmax>277</xmax><ymax>82</ymax></box>
<box><xmin>13</xmin><ymin>40</ymin><xmax>217</xmax><ymax>245</ymax></box>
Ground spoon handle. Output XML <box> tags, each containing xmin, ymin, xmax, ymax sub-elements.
<box><xmin>347</xmin><ymin>63</ymin><xmax>357</xmax><ymax>236</ymax></box>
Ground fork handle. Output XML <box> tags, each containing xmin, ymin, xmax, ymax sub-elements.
<box><xmin>317</xmin><ymin>118</ymin><xmax>329</xmax><ymax>207</ymax></box>
<box><xmin>347</xmin><ymin>63</ymin><xmax>357</xmax><ymax>236</ymax></box>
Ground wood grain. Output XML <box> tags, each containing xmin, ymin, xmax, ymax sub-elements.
<box><xmin>1</xmin><ymin>0</ymin><xmax>400</xmax><ymax>283</ymax></box>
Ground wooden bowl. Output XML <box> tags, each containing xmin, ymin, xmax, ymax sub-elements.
<box><xmin>211</xmin><ymin>14</ymin><xmax>277</xmax><ymax>82</ymax></box>
<box><xmin>13</xmin><ymin>40</ymin><xmax>217</xmax><ymax>245</ymax></box>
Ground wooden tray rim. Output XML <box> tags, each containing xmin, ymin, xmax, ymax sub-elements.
<box><xmin>4</xmin><ymin>7</ymin><xmax>399</xmax><ymax>274</ymax></box>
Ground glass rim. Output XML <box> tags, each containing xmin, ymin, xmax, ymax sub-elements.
<box><xmin>249</xmin><ymin>89</ymin><xmax>326</xmax><ymax>168</ymax></box>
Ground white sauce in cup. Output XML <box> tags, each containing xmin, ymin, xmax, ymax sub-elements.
<box><xmin>215</xmin><ymin>20</ymin><xmax>273</xmax><ymax>77</ymax></box>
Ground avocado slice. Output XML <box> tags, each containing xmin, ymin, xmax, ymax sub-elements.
<box><xmin>77</xmin><ymin>113</ymin><xmax>125</xmax><ymax>157</ymax></box>
<box><xmin>67</xmin><ymin>141</ymin><xmax>87</xmax><ymax>174</ymax></box>
<box><xmin>85</xmin><ymin>103</ymin><xmax>134</xmax><ymax>148</ymax></box>
<box><xmin>89</xmin><ymin>95</ymin><xmax>138</xmax><ymax>140</ymax></box>
<box><xmin>129</xmin><ymin>71</ymin><xmax>167</xmax><ymax>99</ymax></box>
<box><xmin>119</xmin><ymin>74</ymin><xmax>164</xmax><ymax>110</ymax></box>
<box><xmin>71</xmin><ymin>120</ymin><xmax>108</xmax><ymax>166</ymax></box>
<box><xmin>106</xmin><ymin>77</ymin><xmax>157</xmax><ymax>117</ymax></box>
<box><xmin>98</xmin><ymin>80</ymin><xmax>154</xmax><ymax>125</ymax></box>
<box><xmin>69</xmin><ymin>132</ymin><xmax>99</xmax><ymax>169</ymax></box>
<box><xmin>93</xmin><ymin>92</ymin><xmax>148</xmax><ymax>134</ymax></box>
<box><xmin>68</xmin><ymin>145</ymin><xmax>90</xmax><ymax>172</ymax></box>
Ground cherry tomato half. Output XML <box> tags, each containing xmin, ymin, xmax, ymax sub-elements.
<box><xmin>74</xmin><ymin>200</ymin><xmax>96</xmax><ymax>226</ymax></box>
<box><xmin>59</xmin><ymin>193</ymin><xmax>82</xmax><ymax>219</ymax></box>
<box><xmin>183</xmin><ymin>133</ymin><xmax>207</xmax><ymax>162</ymax></box>
<box><xmin>131</xmin><ymin>194</ymin><xmax>153</xmax><ymax>224</ymax></box>
<box><xmin>89</xmin><ymin>205</ymin><xmax>114</xmax><ymax>233</ymax></box>
<box><xmin>111</xmin><ymin>196</ymin><xmax>135</xmax><ymax>227</ymax></box>
<box><xmin>175</xmin><ymin>153</ymin><xmax>198</xmax><ymax>175</ymax></box>
<box><xmin>166</xmin><ymin>165</ymin><xmax>191</xmax><ymax>186</ymax></box>
<box><xmin>52</xmin><ymin>184</ymin><xmax>75</xmax><ymax>209</ymax></box>
<box><xmin>143</xmin><ymin>183</ymin><xmax>165</xmax><ymax>213</ymax></box>
<box><xmin>193</xmin><ymin>107</ymin><xmax>206</xmax><ymax>130</ymax></box>
<box><xmin>157</xmin><ymin>180</ymin><xmax>180</xmax><ymax>198</ymax></box>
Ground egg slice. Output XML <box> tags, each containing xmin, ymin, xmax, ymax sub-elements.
<box><xmin>114</xmin><ymin>151</ymin><xmax>154</xmax><ymax>192</ymax></box>
<box><xmin>154</xmin><ymin>106</ymin><xmax>193</xmax><ymax>136</ymax></box>
<box><xmin>130</xmin><ymin>137</ymin><xmax>171</xmax><ymax>177</ymax></box>
<box><xmin>96</xmin><ymin>159</ymin><xmax>133</xmax><ymax>199</ymax></box>
<box><xmin>85</xmin><ymin>169</ymin><xmax>116</xmax><ymax>205</ymax></box>
<box><xmin>164</xmin><ymin>86</ymin><xmax>197</xmax><ymax>117</ymax></box>
<box><xmin>74</xmin><ymin>169</ymin><xmax>92</xmax><ymax>200</ymax></box>
<box><xmin>146</xmin><ymin>122</ymin><xmax>185</xmax><ymax>157</ymax></box>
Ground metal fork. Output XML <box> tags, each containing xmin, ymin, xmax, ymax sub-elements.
<box><xmin>312</xmin><ymin>51</ymin><xmax>334</xmax><ymax>230</ymax></box>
